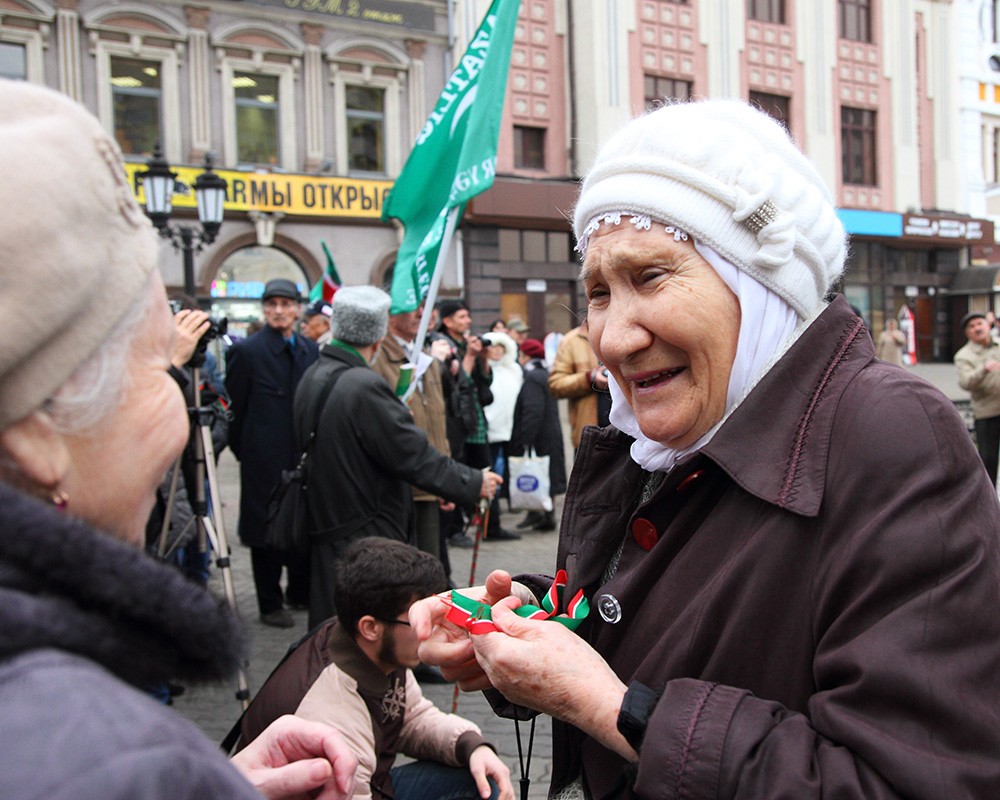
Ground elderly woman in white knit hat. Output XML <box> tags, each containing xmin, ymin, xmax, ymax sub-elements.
<box><xmin>412</xmin><ymin>100</ymin><xmax>1000</xmax><ymax>798</ymax></box>
<box><xmin>0</xmin><ymin>80</ymin><xmax>358</xmax><ymax>799</ymax></box>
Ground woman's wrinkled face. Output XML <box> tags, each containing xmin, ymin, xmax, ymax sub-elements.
<box><xmin>62</xmin><ymin>276</ymin><xmax>189</xmax><ymax>545</ymax></box>
<box><xmin>582</xmin><ymin>223</ymin><xmax>741</xmax><ymax>449</ymax></box>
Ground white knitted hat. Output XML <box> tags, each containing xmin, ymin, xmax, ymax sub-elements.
<box><xmin>573</xmin><ymin>100</ymin><xmax>846</xmax><ymax>319</ymax></box>
<box><xmin>330</xmin><ymin>285</ymin><xmax>391</xmax><ymax>346</ymax></box>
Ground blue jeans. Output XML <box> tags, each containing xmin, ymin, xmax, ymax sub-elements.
<box><xmin>390</xmin><ymin>760</ymin><xmax>499</xmax><ymax>800</ymax></box>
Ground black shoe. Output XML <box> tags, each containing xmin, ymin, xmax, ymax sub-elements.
<box><xmin>487</xmin><ymin>528</ymin><xmax>521</xmax><ymax>542</ymax></box>
<box><xmin>516</xmin><ymin>511</ymin><xmax>544</xmax><ymax>530</ymax></box>
<box><xmin>260</xmin><ymin>609</ymin><xmax>295</xmax><ymax>628</ymax></box>
<box><xmin>448</xmin><ymin>533</ymin><xmax>475</xmax><ymax>549</ymax></box>
<box><xmin>532</xmin><ymin>511</ymin><xmax>557</xmax><ymax>532</ymax></box>
<box><xmin>413</xmin><ymin>663</ymin><xmax>451</xmax><ymax>684</ymax></box>
<box><xmin>166</xmin><ymin>682</ymin><xmax>186</xmax><ymax>698</ymax></box>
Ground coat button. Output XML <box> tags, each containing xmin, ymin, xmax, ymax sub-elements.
<box><xmin>677</xmin><ymin>469</ymin><xmax>705</xmax><ymax>493</ymax></box>
<box><xmin>632</xmin><ymin>517</ymin><xmax>658</xmax><ymax>550</ymax></box>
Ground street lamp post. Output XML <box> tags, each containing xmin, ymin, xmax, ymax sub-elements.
<box><xmin>138</xmin><ymin>145</ymin><xmax>228</xmax><ymax>298</ymax></box>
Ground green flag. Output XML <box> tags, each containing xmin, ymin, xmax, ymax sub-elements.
<box><xmin>309</xmin><ymin>240</ymin><xmax>342</xmax><ymax>303</ymax></box>
<box><xmin>382</xmin><ymin>0</ymin><xmax>521</xmax><ymax>313</ymax></box>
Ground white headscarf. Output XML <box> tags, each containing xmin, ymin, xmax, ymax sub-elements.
<box><xmin>606</xmin><ymin>241</ymin><xmax>801</xmax><ymax>473</ymax></box>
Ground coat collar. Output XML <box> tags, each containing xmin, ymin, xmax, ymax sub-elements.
<box><xmin>321</xmin><ymin>342</ymin><xmax>368</xmax><ymax>368</ymax></box>
<box><xmin>0</xmin><ymin>483</ymin><xmax>245</xmax><ymax>687</ymax></box>
<box><xmin>701</xmin><ymin>295</ymin><xmax>873</xmax><ymax>517</ymax></box>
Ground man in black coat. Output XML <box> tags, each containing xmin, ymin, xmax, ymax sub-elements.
<box><xmin>293</xmin><ymin>286</ymin><xmax>502</xmax><ymax>629</ymax></box>
<box><xmin>510</xmin><ymin>338</ymin><xmax>567</xmax><ymax>531</ymax></box>
<box><xmin>226</xmin><ymin>278</ymin><xmax>319</xmax><ymax>627</ymax></box>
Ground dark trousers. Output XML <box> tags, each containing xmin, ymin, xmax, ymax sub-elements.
<box><xmin>414</xmin><ymin>499</ymin><xmax>451</xmax><ymax>580</ymax></box>
<box><xmin>975</xmin><ymin>414</ymin><xmax>1000</xmax><ymax>486</ymax></box>
<box><xmin>391</xmin><ymin>760</ymin><xmax>498</xmax><ymax>800</ymax></box>
<box><xmin>250</xmin><ymin>546</ymin><xmax>309</xmax><ymax>615</ymax></box>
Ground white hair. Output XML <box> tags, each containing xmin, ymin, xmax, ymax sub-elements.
<box><xmin>42</xmin><ymin>272</ymin><xmax>159</xmax><ymax>434</ymax></box>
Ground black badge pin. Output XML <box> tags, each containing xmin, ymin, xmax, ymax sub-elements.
<box><xmin>597</xmin><ymin>593</ymin><xmax>622</xmax><ymax>624</ymax></box>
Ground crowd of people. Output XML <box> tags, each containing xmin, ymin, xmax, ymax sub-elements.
<box><xmin>4</xmin><ymin>76</ymin><xmax>1000</xmax><ymax>800</ymax></box>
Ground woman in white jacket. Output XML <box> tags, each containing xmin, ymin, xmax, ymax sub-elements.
<box><xmin>482</xmin><ymin>332</ymin><xmax>523</xmax><ymax>535</ymax></box>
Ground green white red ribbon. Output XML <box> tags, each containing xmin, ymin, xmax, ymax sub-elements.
<box><xmin>444</xmin><ymin>570</ymin><xmax>590</xmax><ymax>634</ymax></box>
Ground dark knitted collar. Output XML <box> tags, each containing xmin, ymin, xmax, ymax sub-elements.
<box><xmin>0</xmin><ymin>482</ymin><xmax>245</xmax><ymax>688</ymax></box>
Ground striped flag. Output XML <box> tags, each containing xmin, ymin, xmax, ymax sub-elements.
<box><xmin>310</xmin><ymin>240</ymin><xmax>342</xmax><ymax>303</ymax></box>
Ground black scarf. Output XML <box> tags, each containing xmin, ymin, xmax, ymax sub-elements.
<box><xmin>0</xmin><ymin>483</ymin><xmax>245</xmax><ymax>688</ymax></box>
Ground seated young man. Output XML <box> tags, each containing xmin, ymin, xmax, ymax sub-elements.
<box><xmin>236</xmin><ymin>538</ymin><xmax>512</xmax><ymax>800</ymax></box>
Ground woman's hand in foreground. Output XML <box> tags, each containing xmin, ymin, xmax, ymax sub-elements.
<box><xmin>472</xmin><ymin>598</ymin><xmax>636</xmax><ymax>762</ymax></box>
<box><xmin>468</xmin><ymin>745</ymin><xmax>514</xmax><ymax>800</ymax></box>
<box><xmin>230</xmin><ymin>715</ymin><xmax>358</xmax><ymax>800</ymax></box>
<box><xmin>410</xmin><ymin>570</ymin><xmax>518</xmax><ymax>691</ymax></box>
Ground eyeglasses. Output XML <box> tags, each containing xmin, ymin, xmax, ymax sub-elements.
<box><xmin>375</xmin><ymin>617</ymin><xmax>411</xmax><ymax>627</ymax></box>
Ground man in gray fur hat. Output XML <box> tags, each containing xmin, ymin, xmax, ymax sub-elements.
<box><xmin>294</xmin><ymin>286</ymin><xmax>503</xmax><ymax>629</ymax></box>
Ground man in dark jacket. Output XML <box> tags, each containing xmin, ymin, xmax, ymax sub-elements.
<box><xmin>226</xmin><ymin>278</ymin><xmax>319</xmax><ymax>628</ymax></box>
<box><xmin>510</xmin><ymin>338</ymin><xmax>566</xmax><ymax>531</ymax></box>
<box><xmin>293</xmin><ymin>286</ymin><xmax>502</xmax><ymax>629</ymax></box>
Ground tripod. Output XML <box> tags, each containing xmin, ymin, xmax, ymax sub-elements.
<box><xmin>158</xmin><ymin>365</ymin><xmax>250</xmax><ymax>709</ymax></box>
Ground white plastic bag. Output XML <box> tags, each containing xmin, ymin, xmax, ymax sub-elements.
<box><xmin>508</xmin><ymin>449</ymin><xmax>552</xmax><ymax>511</ymax></box>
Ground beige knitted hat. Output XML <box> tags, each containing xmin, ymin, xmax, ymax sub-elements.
<box><xmin>573</xmin><ymin>99</ymin><xmax>846</xmax><ymax>319</ymax></box>
<box><xmin>0</xmin><ymin>80</ymin><xmax>159</xmax><ymax>429</ymax></box>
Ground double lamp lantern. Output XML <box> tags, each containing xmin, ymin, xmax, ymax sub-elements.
<box><xmin>138</xmin><ymin>144</ymin><xmax>229</xmax><ymax>298</ymax></box>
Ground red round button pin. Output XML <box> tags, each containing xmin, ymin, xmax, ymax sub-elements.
<box><xmin>631</xmin><ymin>517</ymin><xmax>658</xmax><ymax>550</ymax></box>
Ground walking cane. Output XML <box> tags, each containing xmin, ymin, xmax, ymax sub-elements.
<box><xmin>451</xmin><ymin>495</ymin><xmax>490</xmax><ymax>714</ymax></box>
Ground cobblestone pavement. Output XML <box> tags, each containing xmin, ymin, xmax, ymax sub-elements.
<box><xmin>173</xmin><ymin>450</ymin><xmax>560</xmax><ymax>800</ymax></box>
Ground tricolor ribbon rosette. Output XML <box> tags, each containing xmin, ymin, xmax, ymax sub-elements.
<box><xmin>445</xmin><ymin>570</ymin><xmax>589</xmax><ymax>634</ymax></box>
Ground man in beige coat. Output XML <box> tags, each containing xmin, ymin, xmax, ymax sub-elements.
<box><xmin>955</xmin><ymin>311</ymin><xmax>1000</xmax><ymax>485</ymax></box>
<box><xmin>372</xmin><ymin>305</ymin><xmax>453</xmax><ymax>566</ymax></box>
<box><xmin>548</xmin><ymin>319</ymin><xmax>608</xmax><ymax>452</ymax></box>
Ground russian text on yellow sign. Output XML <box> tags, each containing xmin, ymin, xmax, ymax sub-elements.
<box><xmin>124</xmin><ymin>163</ymin><xmax>393</xmax><ymax>219</ymax></box>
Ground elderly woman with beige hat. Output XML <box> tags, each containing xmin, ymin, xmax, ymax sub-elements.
<box><xmin>412</xmin><ymin>100</ymin><xmax>1000</xmax><ymax>798</ymax></box>
<box><xmin>0</xmin><ymin>80</ymin><xmax>357</xmax><ymax>799</ymax></box>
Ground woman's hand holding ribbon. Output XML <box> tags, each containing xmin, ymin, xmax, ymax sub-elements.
<box><xmin>410</xmin><ymin>570</ymin><xmax>519</xmax><ymax>691</ymax></box>
<box><xmin>471</xmin><ymin>599</ymin><xmax>635</xmax><ymax>761</ymax></box>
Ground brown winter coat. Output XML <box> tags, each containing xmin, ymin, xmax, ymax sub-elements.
<box><xmin>543</xmin><ymin>296</ymin><xmax>1000</xmax><ymax>799</ymax></box>
<box><xmin>548</xmin><ymin>325</ymin><xmax>599</xmax><ymax>448</ymax></box>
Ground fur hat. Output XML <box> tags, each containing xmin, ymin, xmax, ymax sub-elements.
<box><xmin>0</xmin><ymin>80</ymin><xmax>159</xmax><ymax>429</ymax></box>
<box><xmin>330</xmin><ymin>285</ymin><xmax>390</xmax><ymax>346</ymax></box>
<box><xmin>573</xmin><ymin>100</ymin><xmax>846</xmax><ymax>319</ymax></box>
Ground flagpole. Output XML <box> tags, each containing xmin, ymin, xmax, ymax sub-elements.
<box><xmin>413</xmin><ymin>205</ymin><xmax>461</xmax><ymax>354</ymax></box>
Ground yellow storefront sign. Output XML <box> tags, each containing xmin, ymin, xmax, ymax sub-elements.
<box><xmin>123</xmin><ymin>163</ymin><xmax>393</xmax><ymax>219</ymax></box>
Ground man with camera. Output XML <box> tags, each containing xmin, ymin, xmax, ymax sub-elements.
<box><xmin>226</xmin><ymin>278</ymin><xmax>319</xmax><ymax>628</ymax></box>
<box><xmin>433</xmin><ymin>300</ymin><xmax>519</xmax><ymax>546</ymax></box>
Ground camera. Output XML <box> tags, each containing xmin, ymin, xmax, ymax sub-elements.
<box><xmin>168</xmin><ymin>299</ymin><xmax>228</xmax><ymax>367</ymax></box>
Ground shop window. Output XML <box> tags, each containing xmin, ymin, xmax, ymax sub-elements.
<box><xmin>644</xmin><ymin>75</ymin><xmax>692</xmax><ymax>109</ymax></box>
<box><xmin>346</xmin><ymin>85</ymin><xmax>385</xmax><ymax>174</ymax></box>
<box><xmin>746</xmin><ymin>0</ymin><xmax>785</xmax><ymax>24</ymax></box>
<box><xmin>841</xmin><ymin>106</ymin><xmax>877</xmax><ymax>186</ymax></box>
<box><xmin>0</xmin><ymin>42</ymin><xmax>26</xmax><ymax>80</ymax></box>
<box><xmin>110</xmin><ymin>57</ymin><xmax>163</xmax><ymax>157</ymax></box>
<box><xmin>514</xmin><ymin>126</ymin><xmax>546</xmax><ymax>170</ymax></box>
<box><xmin>839</xmin><ymin>0</ymin><xmax>871</xmax><ymax>43</ymax></box>
<box><xmin>234</xmin><ymin>72</ymin><xmax>281</xmax><ymax>166</ymax></box>
<box><xmin>749</xmin><ymin>91</ymin><xmax>790</xmax><ymax>131</ymax></box>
